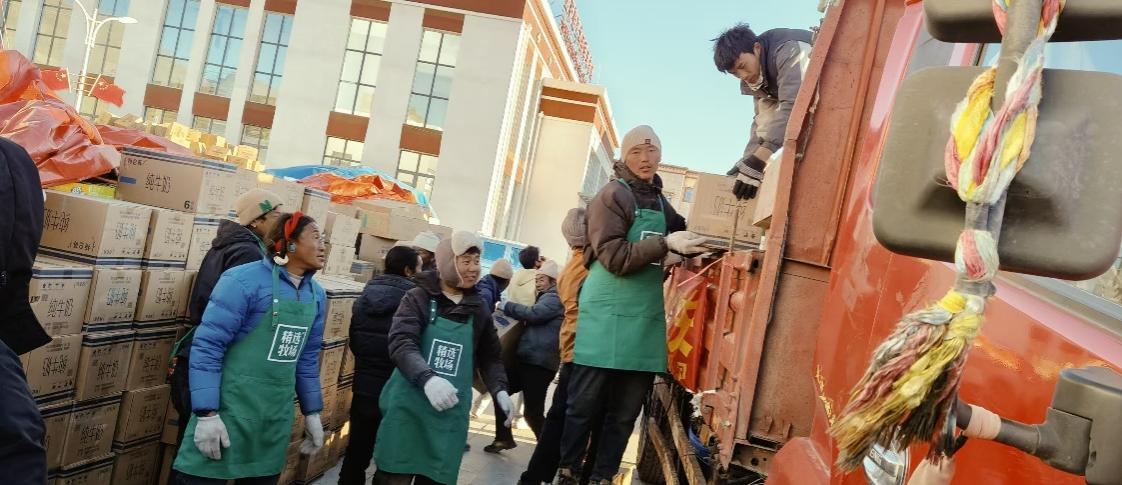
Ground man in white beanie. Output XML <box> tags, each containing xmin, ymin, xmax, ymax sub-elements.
<box><xmin>374</xmin><ymin>231</ymin><xmax>512</xmax><ymax>485</ymax></box>
<box><xmin>556</xmin><ymin>125</ymin><xmax>707</xmax><ymax>485</ymax></box>
<box><xmin>403</xmin><ymin>231</ymin><xmax>441</xmax><ymax>272</ymax></box>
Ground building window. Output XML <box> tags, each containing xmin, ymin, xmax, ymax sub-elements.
<box><xmin>334</xmin><ymin>18</ymin><xmax>387</xmax><ymax>117</ymax></box>
<box><xmin>323</xmin><ymin>136</ymin><xmax>363</xmax><ymax>166</ymax></box>
<box><xmin>241</xmin><ymin>125</ymin><xmax>270</xmax><ymax>162</ymax></box>
<box><xmin>396</xmin><ymin>150</ymin><xmax>437</xmax><ymax>197</ymax></box>
<box><xmin>193</xmin><ymin>116</ymin><xmax>226</xmax><ymax>135</ymax></box>
<box><xmin>200</xmin><ymin>4</ymin><xmax>248</xmax><ymax>97</ymax></box>
<box><xmin>152</xmin><ymin>0</ymin><xmax>200</xmax><ymax>89</ymax></box>
<box><xmin>144</xmin><ymin>107</ymin><xmax>178</xmax><ymax>125</ymax></box>
<box><xmin>250</xmin><ymin>12</ymin><xmax>291</xmax><ymax>105</ymax></box>
<box><xmin>33</xmin><ymin>0</ymin><xmax>72</xmax><ymax>67</ymax></box>
<box><xmin>3</xmin><ymin>0</ymin><xmax>23</xmax><ymax>46</ymax></box>
<box><xmin>406</xmin><ymin>30</ymin><xmax>459</xmax><ymax>131</ymax></box>
<box><xmin>85</xmin><ymin>0</ymin><xmax>130</xmax><ymax>78</ymax></box>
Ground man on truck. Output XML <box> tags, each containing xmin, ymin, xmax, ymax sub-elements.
<box><xmin>713</xmin><ymin>23</ymin><xmax>813</xmax><ymax>200</ymax></box>
<box><xmin>555</xmin><ymin>125</ymin><xmax>708</xmax><ymax>485</ymax></box>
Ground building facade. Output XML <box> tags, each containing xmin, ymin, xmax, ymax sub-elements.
<box><xmin>2</xmin><ymin>0</ymin><xmax>618</xmax><ymax>250</ymax></box>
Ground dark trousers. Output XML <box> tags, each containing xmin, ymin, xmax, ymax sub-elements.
<box><xmin>557</xmin><ymin>364</ymin><xmax>654</xmax><ymax>481</ymax></box>
<box><xmin>175</xmin><ymin>473</ymin><xmax>278</xmax><ymax>484</ymax></box>
<box><xmin>372</xmin><ymin>470</ymin><xmax>444</xmax><ymax>485</ymax></box>
<box><xmin>495</xmin><ymin>363</ymin><xmax>555</xmax><ymax>443</ymax></box>
<box><xmin>339</xmin><ymin>392</ymin><xmax>384</xmax><ymax>485</ymax></box>
<box><xmin>0</xmin><ymin>340</ymin><xmax>45</xmax><ymax>485</ymax></box>
<box><xmin>520</xmin><ymin>364</ymin><xmax>601</xmax><ymax>485</ymax></box>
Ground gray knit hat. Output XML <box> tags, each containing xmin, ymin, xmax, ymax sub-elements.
<box><xmin>561</xmin><ymin>207</ymin><xmax>588</xmax><ymax>248</ymax></box>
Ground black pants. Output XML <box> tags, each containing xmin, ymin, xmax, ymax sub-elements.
<box><xmin>339</xmin><ymin>392</ymin><xmax>384</xmax><ymax>485</ymax></box>
<box><xmin>0</xmin><ymin>340</ymin><xmax>45</xmax><ymax>485</ymax></box>
<box><xmin>520</xmin><ymin>364</ymin><xmax>600</xmax><ymax>485</ymax></box>
<box><xmin>495</xmin><ymin>363</ymin><xmax>555</xmax><ymax>442</ymax></box>
<box><xmin>557</xmin><ymin>365</ymin><xmax>654</xmax><ymax>482</ymax></box>
<box><xmin>372</xmin><ymin>470</ymin><xmax>444</xmax><ymax>485</ymax></box>
<box><xmin>175</xmin><ymin>473</ymin><xmax>278</xmax><ymax>484</ymax></box>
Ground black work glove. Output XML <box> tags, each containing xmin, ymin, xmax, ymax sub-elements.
<box><xmin>728</xmin><ymin>155</ymin><xmax>766</xmax><ymax>200</ymax></box>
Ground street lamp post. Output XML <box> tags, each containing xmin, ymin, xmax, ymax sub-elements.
<box><xmin>70</xmin><ymin>0</ymin><xmax>136</xmax><ymax>113</ymax></box>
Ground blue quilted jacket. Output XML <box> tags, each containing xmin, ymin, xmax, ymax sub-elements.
<box><xmin>189</xmin><ymin>258</ymin><xmax>327</xmax><ymax>415</ymax></box>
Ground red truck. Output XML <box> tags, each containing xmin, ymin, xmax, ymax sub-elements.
<box><xmin>638</xmin><ymin>1</ymin><xmax>1122</xmax><ymax>483</ymax></box>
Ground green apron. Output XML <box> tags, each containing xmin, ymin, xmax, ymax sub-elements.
<box><xmin>174</xmin><ymin>264</ymin><xmax>317</xmax><ymax>479</ymax></box>
<box><xmin>375</xmin><ymin>300</ymin><xmax>474</xmax><ymax>485</ymax></box>
<box><xmin>574</xmin><ymin>180</ymin><xmax>669</xmax><ymax>373</ymax></box>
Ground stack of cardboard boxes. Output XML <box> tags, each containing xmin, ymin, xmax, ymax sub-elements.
<box><xmin>350</xmin><ymin>198</ymin><xmax>450</xmax><ymax>277</ymax></box>
<box><xmin>28</xmin><ymin>146</ymin><xmax>434</xmax><ymax>484</ymax></box>
<box><xmin>98</xmin><ymin>113</ymin><xmax>267</xmax><ymax>173</ymax></box>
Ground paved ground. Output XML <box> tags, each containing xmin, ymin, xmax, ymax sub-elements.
<box><xmin>313</xmin><ymin>412</ymin><xmax>646</xmax><ymax>485</ymax></box>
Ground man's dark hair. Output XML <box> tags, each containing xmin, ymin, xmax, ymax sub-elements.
<box><xmin>267</xmin><ymin>213</ymin><xmax>316</xmax><ymax>258</ymax></box>
<box><xmin>519</xmin><ymin>246</ymin><xmax>541</xmax><ymax>269</ymax></box>
<box><xmin>465</xmin><ymin>247</ymin><xmax>481</xmax><ymax>256</ymax></box>
<box><xmin>385</xmin><ymin>246</ymin><xmax>419</xmax><ymax>277</ymax></box>
<box><xmin>712</xmin><ymin>23</ymin><xmax>759</xmax><ymax>73</ymax></box>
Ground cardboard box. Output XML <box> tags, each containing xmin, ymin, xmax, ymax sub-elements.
<box><xmin>110</xmin><ymin>440</ymin><xmax>161</xmax><ymax>485</ymax></box>
<box><xmin>117</xmin><ymin>147</ymin><xmax>238</xmax><ymax>215</ymax></box>
<box><xmin>335</xmin><ymin>422</ymin><xmax>350</xmax><ymax>459</ymax></box>
<box><xmin>186</xmin><ymin>215</ymin><xmax>224</xmax><ymax>271</ymax></box>
<box><xmin>330</xmin><ymin>202</ymin><xmax>361</xmax><ymax>219</ymax></box>
<box><xmin>166</xmin><ymin>122</ymin><xmax>190</xmax><ymax>140</ymax></box>
<box><xmin>318</xmin><ymin>382</ymin><xmax>339</xmax><ymax>437</ymax></box>
<box><xmin>84</xmin><ymin>268</ymin><xmax>143</xmax><ymax>328</ymax></box>
<box><xmin>75</xmin><ymin>331</ymin><xmax>135</xmax><ymax>401</ymax></box>
<box><xmin>125</xmin><ymin>327</ymin><xmax>177</xmax><ymax>390</ymax></box>
<box><xmin>199</xmin><ymin>133</ymin><xmax>226</xmax><ymax>148</ymax></box>
<box><xmin>257</xmin><ymin>174</ymin><xmax>305</xmax><ymax>212</ymax></box>
<box><xmin>40</xmin><ymin>191</ymin><xmax>151</xmax><ymax>267</ymax></box>
<box><xmin>302</xmin><ymin>188</ymin><xmax>332</xmax><ymax>225</ymax></box>
<box><xmin>185</xmin><ymin>130</ymin><xmax>202</xmax><ymax>142</ymax></box>
<box><xmin>289</xmin><ymin>403</ymin><xmax>304</xmax><ymax>444</ymax></box>
<box><xmin>324</xmin><ymin>211</ymin><xmax>361</xmax><ymax>248</ymax></box>
<box><xmin>160</xmin><ymin>398</ymin><xmax>179</xmax><ymax>445</ymax></box>
<box><xmin>203</xmin><ymin>144</ymin><xmax>228</xmax><ymax>161</ymax></box>
<box><xmin>428</xmin><ymin>223</ymin><xmax>453</xmax><ymax>240</ymax></box>
<box><xmin>360</xmin><ymin>211</ymin><xmax>430</xmax><ymax>241</ymax></box>
<box><xmin>178</xmin><ymin>270</ymin><xmax>197</xmax><ymax>319</ymax></box>
<box><xmin>22</xmin><ymin>333</ymin><xmax>82</xmax><ymax>403</ymax></box>
<box><xmin>320</xmin><ymin>339</ymin><xmax>347</xmax><ymax>388</ymax></box>
<box><xmin>357</xmin><ymin>234</ymin><xmax>397</xmax><ymax>264</ymax></box>
<box><xmin>30</xmin><ymin>259</ymin><xmax>93</xmax><ymax>337</ymax></box>
<box><xmin>54</xmin><ymin>454</ymin><xmax>115</xmax><ymax>485</ymax></box>
<box><xmin>323</xmin><ymin>243</ymin><xmax>356</xmax><ymax>276</ymax></box>
<box><xmin>233</xmin><ymin>168</ymin><xmax>259</xmax><ymax>199</ymax></box>
<box><xmin>321</xmin><ymin>279</ymin><xmax>361</xmax><ymax>340</ymax></box>
<box><xmin>142</xmin><ymin>208</ymin><xmax>194</xmax><ymax>268</ymax></box>
<box><xmin>353</xmin><ymin>198</ymin><xmax>427</xmax><ymax>220</ymax></box>
<box><xmin>340</xmin><ymin>346</ymin><xmax>355</xmax><ymax>379</ymax></box>
<box><xmin>335</xmin><ymin>379</ymin><xmax>353</xmax><ymax>429</ymax></box>
<box><xmin>278</xmin><ymin>440</ymin><xmax>301</xmax><ymax>485</ymax></box>
<box><xmin>135</xmin><ymin>269</ymin><xmax>189</xmax><ymax>322</ymax></box>
<box><xmin>351</xmin><ymin>260</ymin><xmax>378</xmax><ymax>283</ymax></box>
<box><xmin>157</xmin><ymin>444</ymin><xmax>177</xmax><ymax>485</ymax></box>
<box><xmin>295</xmin><ymin>432</ymin><xmax>335</xmax><ymax>484</ymax></box>
<box><xmin>233</xmin><ymin>145</ymin><xmax>259</xmax><ymax>160</ymax></box>
<box><xmin>752</xmin><ymin>155</ymin><xmax>783</xmax><ymax>230</ymax></box>
<box><xmin>115</xmin><ymin>385</ymin><xmax>170</xmax><ymax>447</ymax></box>
<box><xmin>60</xmin><ymin>394</ymin><xmax>122</xmax><ymax>467</ymax></box>
<box><xmin>41</xmin><ymin>399</ymin><xmax>74</xmax><ymax>471</ymax></box>
<box><xmin>687</xmin><ymin>173</ymin><xmax>765</xmax><ymax>249</ymax></box>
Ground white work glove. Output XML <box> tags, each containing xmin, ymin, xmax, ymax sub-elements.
<box><xmin>193</xmin><ymin>414</ymin><xmax>230</xmax><ymax>460</ymax></box>
<box><xmin>495</xmin><ymin>390</ymin><xmax>514</xmax><ymax>428</ymax></box>
<box><xmin>300</xmin><ymin>413</ymin><xmax>325</xmax><ymax>455</ymax></box>
<box><xmin>423</xmin><ymin>376</ymin><xmax>460</xmax><ymax>411</ymax></box>
<box><xmin>666</xmin><ymin>231</ymin><xmax>708</xmax><ymax>255</ymax></box>
<box><xmin>664</xmin><ymin>252</ymin><xmax>684</xmax><ymax>267</ymax></box>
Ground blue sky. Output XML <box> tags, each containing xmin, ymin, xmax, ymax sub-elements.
<box><xmin>573</xmin><ymin>0</ymin><xmax>825</xmax><ymax>175</ymax></box>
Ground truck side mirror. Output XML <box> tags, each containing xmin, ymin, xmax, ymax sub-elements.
<box><xmin>1051</xmin><ymin>366</ymin><xmax>1122</xmax><ymax>484</ymax></box>
<box><xmin>872</xmin><ymin>66</ymin><xmax>1122</xmax><ymax>280</ymax></box>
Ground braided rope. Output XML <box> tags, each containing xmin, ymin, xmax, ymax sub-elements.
<box><xmin>830</xmin><ymin>0</ymin><xmax>1063</xmax><ymax>470</ymax></box>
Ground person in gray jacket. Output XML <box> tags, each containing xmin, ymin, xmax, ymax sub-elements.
<box><xmin>487</xmin><ymin>260</ymin><xmax>564</xmax><ymax>452</ymax></box>
<box><xmin>713</xmin><ymin>23</ymin><xmax>813</xmax><ymax>200</ymax></box>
